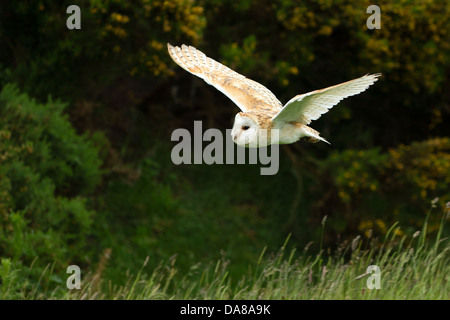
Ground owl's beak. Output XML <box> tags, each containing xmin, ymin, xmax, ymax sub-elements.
<box><xmin>233</xmin><ymin>135</ymin><xmax>237</xmax><ymax>141</ymax></box>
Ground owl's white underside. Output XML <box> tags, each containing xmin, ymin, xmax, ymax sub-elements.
<box><xmin>168</xmin><ymin>43</ymin><xmax>380</xmax><ymax>147</ymax></box>
<box><xmin>231</xmin><ymin>113</ymin><xmax>326</xmax><ymax>148</ymax></box>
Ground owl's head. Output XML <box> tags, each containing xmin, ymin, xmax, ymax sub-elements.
<box><xmin>231</xmin><ymin>112</ymin><xmax>271</xmax><ymax>147</ymax></box>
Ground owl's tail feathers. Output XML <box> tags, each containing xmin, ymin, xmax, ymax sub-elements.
<box><xmin>306</xmin><ymin>136</ymin><xmax>331</xmax><ymax>145</ymax></box>
<box><xmin>304</xmin><ymin>126</ymin><xmax>331</xmax><ymax>145</ymax></box>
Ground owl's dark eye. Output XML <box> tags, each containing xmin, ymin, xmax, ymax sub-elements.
<box><xmin>242</xmin><ymin>126</ymin><xmax>250</xmax><ymax>130</ymax></box>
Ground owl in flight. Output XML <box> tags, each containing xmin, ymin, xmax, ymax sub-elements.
<box><xmin>168</xmin><ymin>44</ymin><xmax>380</xmax><ymax>147</ymax></box>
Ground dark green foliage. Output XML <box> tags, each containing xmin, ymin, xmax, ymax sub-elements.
<box><xmin>0</xmin><ymin>84</ymin><xmax>102</xmax><ymax>293</ymax></box>
<box><xmin>319</xmin><ymin>139</ymin><xmax>450</xmax><ymax>236</ymax></box>
<box><xmin>95</xmin><ymin>150</ymin><xmax>296</xmax><ymax>282</ymax></box>
<box><xmin>0</xmin><ymin>0</ymin><xmax>206</xmax><ymax>102</ymax></box>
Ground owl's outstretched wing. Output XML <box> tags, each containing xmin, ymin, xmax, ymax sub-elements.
<box><xmin>272</xmin><ymin>74</ymin><xmax>381</xmax><ymax>125</ymax></box>
<box><xmin>168</xmin><ymin>44</ymin><xmax>283</xmax><ymax>114</ymax></box>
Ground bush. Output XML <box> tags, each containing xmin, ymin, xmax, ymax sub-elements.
<box><xmin>0</xmin><ymin>0</ymin><xmax>206</xmax><ymax>102</ymax></box>
<box><xmin>320</xmin><ymin>138</ymin><xmax>450</xmax><ymax>236</ymax></box>
<box><xmin>0</xmin><ymin>84</ymin><xmax>102</xmax><ymax>293</ymax></box>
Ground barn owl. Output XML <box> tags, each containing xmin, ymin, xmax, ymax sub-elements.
<box><xmin>168</xmin><ymin>44</ymin><xmax>380</xmax><ymax>147</ymax></box>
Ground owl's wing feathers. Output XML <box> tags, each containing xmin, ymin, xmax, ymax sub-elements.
<box><xmin>272</xmin><ymin>74</ymin><xmax>381</xmax><ymax>125</ymax></box>
<box><xmin>168</xmin><ymin>44</ymin><xmax>283</xmax><ymax>113</ymax></box>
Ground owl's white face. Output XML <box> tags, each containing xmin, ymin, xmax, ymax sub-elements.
<box><xmin>231</xmin><ymin>113</ymin><xmax>260</xmax><ymax>147</ymax></box>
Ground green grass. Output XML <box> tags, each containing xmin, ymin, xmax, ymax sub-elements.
<box><xmin>1</xmin><ymin>211</ymin><xmax>448</xmax><ymax>300</ymax></box>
